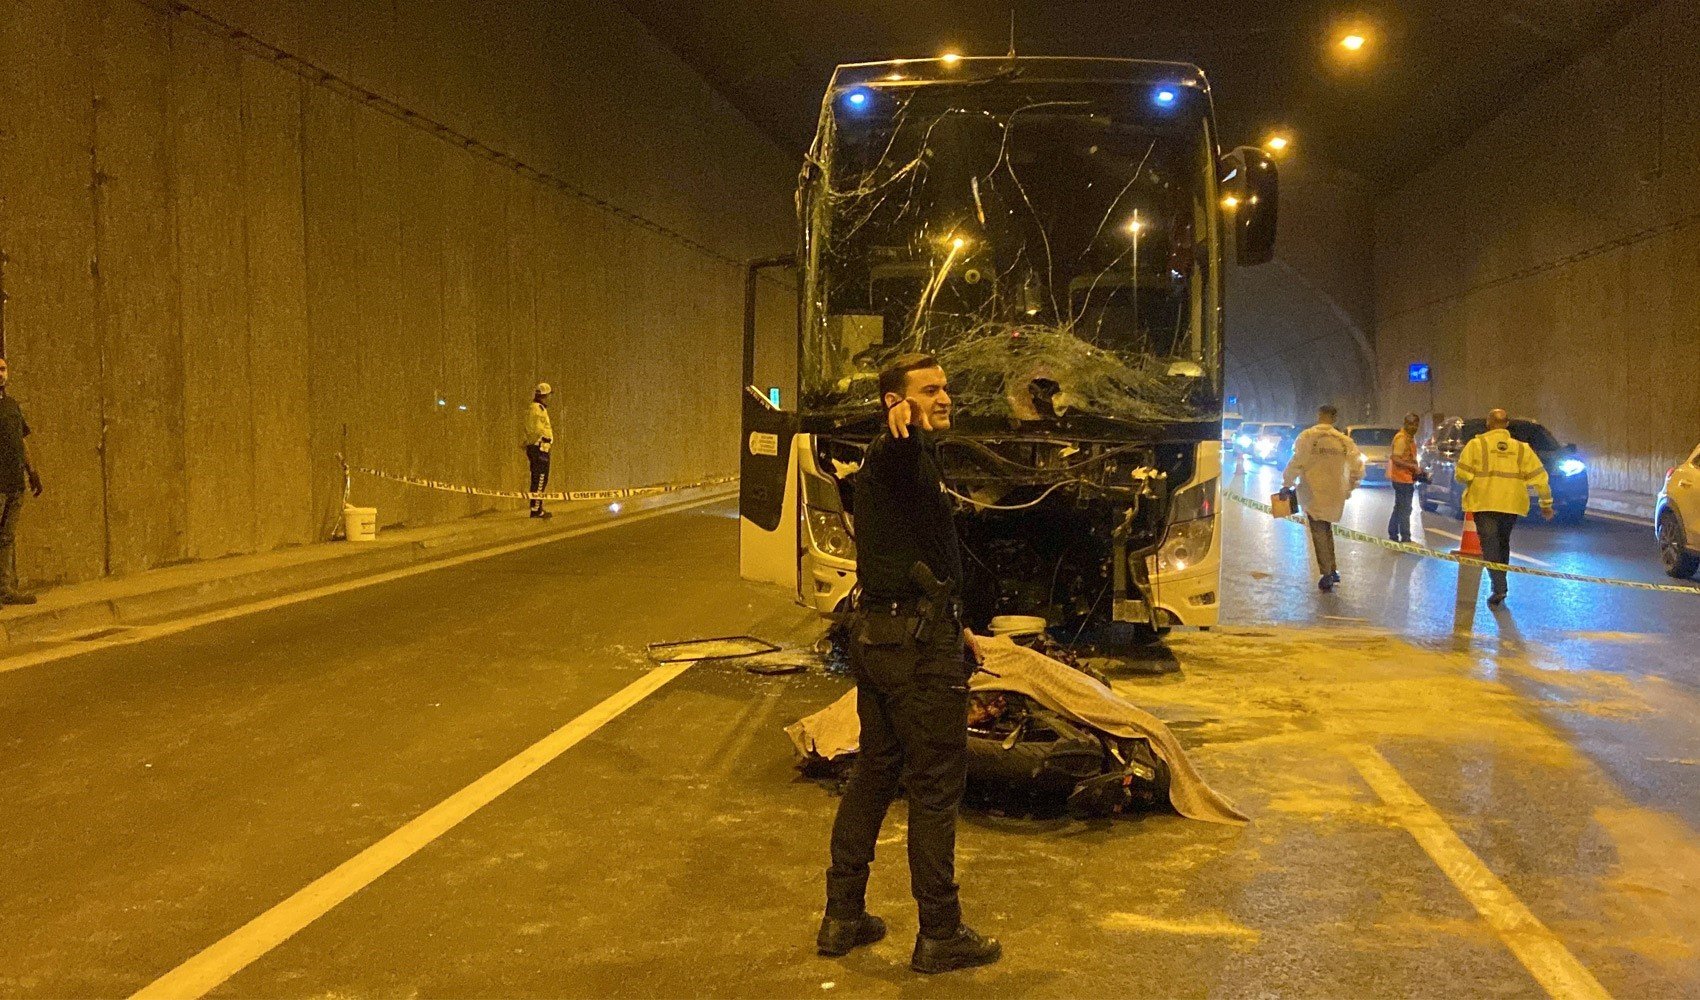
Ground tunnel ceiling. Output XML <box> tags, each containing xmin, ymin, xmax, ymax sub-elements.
<box><xmin>619</xmin><ymin>0</ymin><xmax>1653</xmax><ymax>188</ymax></box>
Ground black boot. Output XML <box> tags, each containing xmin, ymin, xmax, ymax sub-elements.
<box><xmin>816</xmin><ymin>913</ymin><xmax>886</xmax><ymax>957</ymax></box>
<box><xmin>911</xmin><ymin>924</ymin><xmax>1001</xmax><ymax>974</ymax></box>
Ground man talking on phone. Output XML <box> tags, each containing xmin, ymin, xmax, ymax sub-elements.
<box><xmin>817</xmin><ymin>353</ymin><xmax>1001</xmax><ymax>974</ymax></box>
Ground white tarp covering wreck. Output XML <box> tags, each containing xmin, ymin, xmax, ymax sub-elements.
<box><xmin>787</xmin><ymin>633</ymin><xmax>1246</xmax><ymax>826</ymax></box>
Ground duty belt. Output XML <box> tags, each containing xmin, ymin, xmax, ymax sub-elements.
<box><xmin>865</xmin><ymin>597</ymin><xmax>962</xmax><ymax>620</ymax></box>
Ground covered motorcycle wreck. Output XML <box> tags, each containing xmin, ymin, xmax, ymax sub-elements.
<box><xmin>786</xmin><ymin>633</ymin><xmax>1245</xmax><ymax>824</ymax></box>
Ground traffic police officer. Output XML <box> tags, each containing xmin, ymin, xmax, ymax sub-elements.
<box><xmin>818</xmin><ymin>353</ymin><xmax>1002</xmax><ymax>975</ymax></box>
<box><xmin>1455</xmin><ymin>408</ymin><xmax>1554</xmax><ymax>606</ymax></box>
<box><xmin>523</xmin><ymin>383</ymin><xmax>553</xmax><ymax>519</ymax></box>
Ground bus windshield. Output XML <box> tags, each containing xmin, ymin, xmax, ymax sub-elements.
<box><xmin>800</xmin><ymin>68</ymin><xmax>1222</xmax><ymax>426</ymax></box>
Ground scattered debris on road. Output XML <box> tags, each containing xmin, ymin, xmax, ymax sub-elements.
<box><xmin>646</xmin><ymin>636</ymin><xmax>780</xmax><ymax>662</ymax></box>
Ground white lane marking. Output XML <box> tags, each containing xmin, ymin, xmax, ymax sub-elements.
<box><xmin>1423</xmin><ymin>527</ymin><xmax>1554</xmax><ymax>567</ymax></box>
<box><xmin>1348</xmin><ymin>746</ymin><xmax>1611</xmax><ymax>1000</ymax></box>
<box><xmin>131</xmin><ymin>661</ymin><xmax>696</xmax><ymax>1000</ymax></box>
<box><xmin>1100</xmin><ymin>912</ymin><xmax>1260</xmax><ymax>940</ymax></box>
<box><xmin>0</xmin><ymin>491</ymin><xmax>733</xmax><ymax>677</ymax></box>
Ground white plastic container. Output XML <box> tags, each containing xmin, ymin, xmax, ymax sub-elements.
<box><xmin>988</xmin><ymin>615</ymin><xmax>1048</xmax><ymax>640</ymax></box>
<box><xmin>343</xmin><ymin>506</ymin><xmax>378</xmax><ymax>542</ymax></box>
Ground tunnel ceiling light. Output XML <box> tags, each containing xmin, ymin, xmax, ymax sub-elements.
<box><xmin>1266</xmin><ymin>134</ymin><xmax>1290</xmax><ymax>152</ymax></box>
<box><xmin>940</xmin><ymin>52</ymin><xmax>962</xmax><ymax>65</ymax></box>
<box><xmin>1221</xmin><ymin>195</ymin><xmax>1240</xmax><ymax>209</ymax></box>
<box><xmin>1340</xmin><ymin>33</ymin><xmax>1367</xmax><ymax>51</ymax></box>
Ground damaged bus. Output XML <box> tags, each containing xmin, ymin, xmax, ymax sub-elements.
<box><xmin>741</xmin><ymin>56</ymin><xmax>1278</xmax><ymax>642</ymax></box>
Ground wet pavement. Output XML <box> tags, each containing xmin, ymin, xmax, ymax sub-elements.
<box><xmin>1</xmin><ymin>493</ymin><xmax>1696</xmax><ymax>997</ymax></box>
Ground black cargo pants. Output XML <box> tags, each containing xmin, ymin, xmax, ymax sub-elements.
<box><xmin>525</xmin><ymin>444</ymin><xmax>550</xmax><ymax>515</ymax></box>
<box><xmin>825</xmin><ymin>609</ymin><xmax>968</xmax><ymax>938</ymax></box>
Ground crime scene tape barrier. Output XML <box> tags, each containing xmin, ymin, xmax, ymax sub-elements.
<box><xmin>1223</xmin><ymin>488</ymin><xmax>1700</xmax><ymax>596</ymax></box>
<box><xmin>351</xmin><ymin>465</ymin><xmax>738</xmax><ymax>504</ymax></box>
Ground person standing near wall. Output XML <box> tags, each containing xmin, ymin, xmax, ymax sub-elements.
<box><xmin>523</xmin><ymin>383</ymin><xmax>553</xmax><ymax>519</ymax></box>
<box><xmin>1282</xmin><ymin>404</ymin><xmax>1362</xmax><ymax>592</ymax></box>
<box><xmin>1455</xmin><ymin>408</ymin><xmax>1553</xmax><ymax>607</ymax></box>
<box><xmin>0</xmin><ymin>358</ymin><xmax>44</xmax><ymax>605</ymax></box>
<box><xmin>820</xmin><ymin>353</ymin><xmax>1001</xmax><ymax>975</ymax></box>
<box><xmin>1388</xmin><ymin>411</ymin><xmax>1422</xmax><ymax>542</ymax></box>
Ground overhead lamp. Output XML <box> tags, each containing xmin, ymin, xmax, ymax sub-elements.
<box><xmin>1266</xmin><ymin>134</ymin><xmax>1290</xmax><ymax>152</ymax></box>
<box><xmin>1126</xmin><ymin>217</ymin><xmax>1144</xmax><ymax>234</ymax></box>
<box><xmin>1340</xmin><ymin>33</ymin><xmax>1367</xmax><ymax>51</ymax></box>
<box><xmin>1221</xmin><ymin>195</ymin><xmax>1240</xmax><ymax>210</ymax></box>
<box><xmin>940</xmin><ymin>52</ymin><xmax>962</xmax><ymax>65</ymax></box>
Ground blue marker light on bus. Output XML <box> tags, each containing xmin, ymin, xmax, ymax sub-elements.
<box><xmin>1153</xmin><ymin>88</ymin><xmax>1178</xmax><ymax>107</ymax></box>
<box><xmin>844</xmin><ymin>89</ymin><xmax>871</xmax><ymax>110</ymax></box>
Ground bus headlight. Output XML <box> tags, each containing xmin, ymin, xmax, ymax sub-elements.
<box><xmin>805</xmin><ymin>507</ymin><xmax>856</xmax><ymax>560</ymax></box>
<box><xmin>1153</xmin><ymin>478</ymin><xmax>1216</xmax><ymax>575</ymax></box>
<box><xmin>1155</xmin><ymin>518</ymin><xmax>1214</xmax><ymax>574</ymax></box>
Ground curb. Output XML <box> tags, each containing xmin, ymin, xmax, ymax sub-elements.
<box><xmin>1586</xmin><ymin>495</ymin><xmax>1654</xmax><ymax>525</ymax></box>
<box><xmin>1</xmin><ymin>484</ymin><xmax>736</xmax><ymax>649</ymax></box>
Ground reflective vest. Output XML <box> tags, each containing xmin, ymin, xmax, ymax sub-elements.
<box><xmin>1455</xmin><ymin>429</ymin><xmax>1552</xmax><ymax>516</ymax></box>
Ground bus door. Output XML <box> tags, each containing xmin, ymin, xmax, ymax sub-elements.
<box><xmin>739</xmin><ymin>255</ymin><xmax>801</xmax><ymax>590</ymax></box>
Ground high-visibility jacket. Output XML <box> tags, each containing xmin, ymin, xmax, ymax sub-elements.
<box><xmin>525</xmin><ymin>401</ymin><xmax>553</xmax><ymax>450</ymax></box>
<box><xmin>1455</xmin><ymin>428</ymin><xmax>1552</xmax><ymax>516</ymax></box>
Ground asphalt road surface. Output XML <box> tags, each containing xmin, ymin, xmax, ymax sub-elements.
<box><xmin>2</xmin><ymin>492</ymin><xmax>1696</xmax><ymax>998</ymax></box>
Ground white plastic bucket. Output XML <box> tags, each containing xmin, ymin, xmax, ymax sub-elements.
<box><xmin>988</xmin><ymin>615</ymin><xmax>1048</xmax><ymax>640</ymax></box>
<box><xmin>343</xmin><ymin>506</ymin><xmax>378</xmax><ymax>542</ymax></box>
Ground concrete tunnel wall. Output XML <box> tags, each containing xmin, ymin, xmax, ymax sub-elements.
<box><xmin>0</xmin><ymin>0</ymin><xmax>798</xmax><ymax>587</ymax></box>
<box><xmin>1375</xmin><ymin>0</ymin><xmax>1700</xmax><ymax>496</ymax></box>
<box><xmin>1225</xmin><ymin>155</ymin><xmax>1379</xmax><ymax>429</ymax></box>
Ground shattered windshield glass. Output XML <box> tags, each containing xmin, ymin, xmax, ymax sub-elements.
<box><xmin>800</xmin><ymin>64</ymin><xmax>1222</xmax><ymax>428</ymax></box>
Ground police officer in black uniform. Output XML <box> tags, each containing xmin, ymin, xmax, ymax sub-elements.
<box><xmin>817</xmin><ymin>354</ymin><xmax>1002</xmax><ymax>975</ymax></box>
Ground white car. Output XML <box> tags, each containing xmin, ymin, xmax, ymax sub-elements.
<box><xmin>1656</xmin><ymin>443</ymin><xmax>1700</xmax><ymax>579</ymax></box>
<box><xmin>1346</xmin><ymin>425</ymin><xmax>1399</xmax><ymax>486</ymax></box>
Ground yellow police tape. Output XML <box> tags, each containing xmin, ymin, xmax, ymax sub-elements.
<box><xmin>351</xmin><ymin>465</ymin><xmax>737</xmax><ymax>504</ymax></box>
<box><xmin>1222</xmin><ymin>488</ymin><xmax>1700</xmax><ymax>596</ymax></box>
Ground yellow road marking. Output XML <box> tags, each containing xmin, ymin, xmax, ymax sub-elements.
<box><xmin>0</xmin><ymin>490</ymin><xmax>732</xmax><ymax>676</ymax></box>
<box><xmin>1348</xmin><ymin>746</ymin><xmax>1611</xmax><ymax>1000</ymax></box>
<box><xmin>131</xmin><ymin>661</ymin><xmax>696</xmax><ymax>1000</ymax></box>
<box><xmin>1101</xmin><ymin>912</ymin><xmax>1260</xmax><ymax>940</ymax></box>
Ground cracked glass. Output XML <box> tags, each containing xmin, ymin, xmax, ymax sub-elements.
<box><xmin>799</xmin><ymin>60</ymin><xmax>1223</xmax><ymax>431</ymax></box>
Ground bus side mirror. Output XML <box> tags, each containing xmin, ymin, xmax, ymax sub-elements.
<box><xmin>1220</xmin><ymin>146</ymin><xmax>1278</xmax><ymax>266</ymax></box>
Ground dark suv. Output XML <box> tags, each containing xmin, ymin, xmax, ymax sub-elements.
<box><xmin>1419</xmin><ymin>417</ymin><xmax>1589</xmax><ymax>524</ymax></box>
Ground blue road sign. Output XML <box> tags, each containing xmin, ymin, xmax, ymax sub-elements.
<box><xmin>1408</xmin><ymin>363</ymin><xmax>1431</xmax><ymax>384</ymax></box>
<box><xmin>1225</xmin><ymin>394</ymin><xmax>1239</xmax><ymax>409</ymax></box>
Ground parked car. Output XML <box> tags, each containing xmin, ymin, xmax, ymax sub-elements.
<box><xmin>1234</xmin><ymin>421</ymin><xmax>1264</xmax><ymax>454</ymax></box>
<box><xmin>1252</xmin><ymin>422</ymin><xmax>1295</xmax><ymax>465</ymax></box>
<box><xmin>1655</xmin><ymin>443</ymin><xmax>1700</xmax><ymax>579</ymax></box>
<box><xmin>1346</xmin><ymin>425</ymin><xmax>1399</xmax><ymax>486</ymax></box>
<box><xmin>1419</xmin><ymin>416</ymin><xmax>1589</xmax><ymax>524</ymax></box>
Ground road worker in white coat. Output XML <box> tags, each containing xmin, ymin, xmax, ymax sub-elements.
<box><xmin>1282</xmin><ymin>404</ymin><xmax>1363</xmax><ymax>591</ymax></box>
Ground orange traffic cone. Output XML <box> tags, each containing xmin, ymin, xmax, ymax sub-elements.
<box><xmin>1454</xmin><ymin>511</ymin><xmax>1484</xmax><ymax>557</ymax></box>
